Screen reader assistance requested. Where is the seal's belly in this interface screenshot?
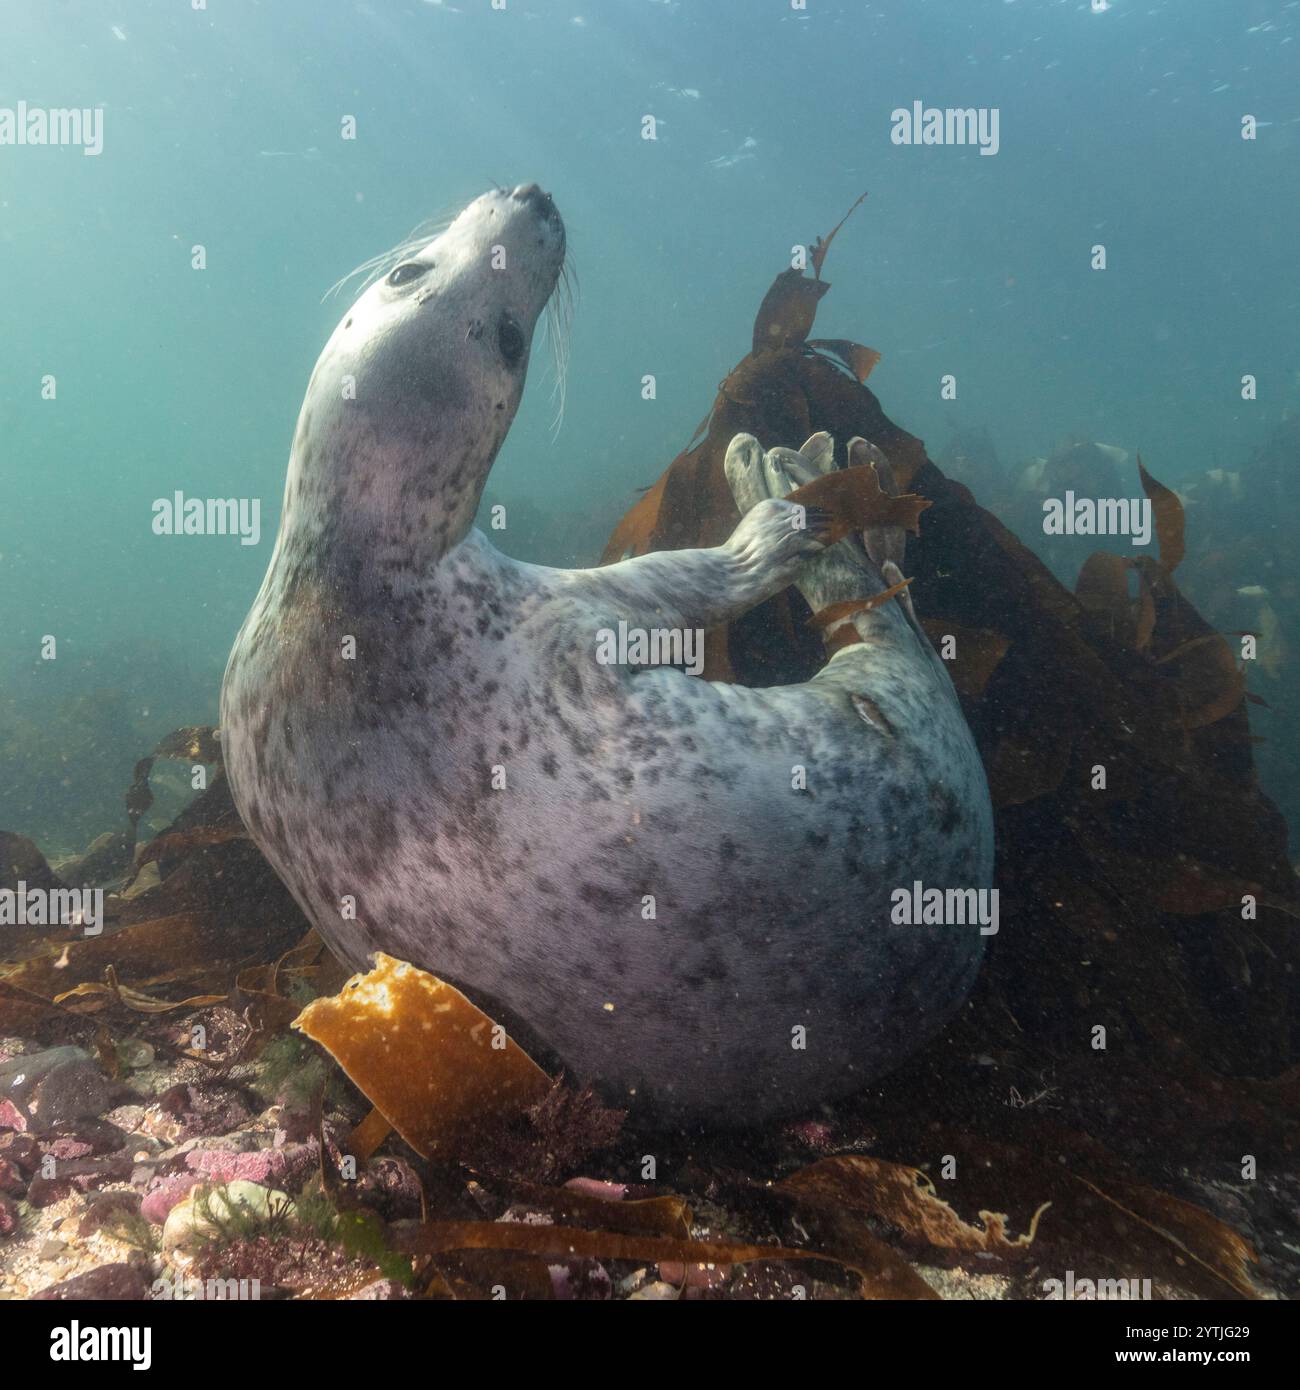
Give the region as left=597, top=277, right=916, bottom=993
left=225, top=632, right=991, bottom=1120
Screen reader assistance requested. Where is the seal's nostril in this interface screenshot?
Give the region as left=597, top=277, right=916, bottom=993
left=512, top=183, right=554, bottom=218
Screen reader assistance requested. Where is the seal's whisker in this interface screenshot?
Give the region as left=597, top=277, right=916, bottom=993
left=322, top=207, right=459, bottom=302
left=542, top=257, right=576, bottom=438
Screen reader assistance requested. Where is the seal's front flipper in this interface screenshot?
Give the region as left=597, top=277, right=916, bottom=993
left=727, top=431, right=894, bottom=638
left=565, top=441, right=829, bottom=633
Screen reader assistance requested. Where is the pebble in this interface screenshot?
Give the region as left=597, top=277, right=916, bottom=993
left=77, top=1191, right=143, bottom=1238
left=27, top=1059, right=120, bottom=1130
left=0, top=1133, right=42, bottom=1174
left=628, top=1280, right=681, bottom=1301
left=162, top=1180, right=297, bottom=1252
left=0, top=1046, right=87, bottom=1101
left=140, top=1172, right=203, bottom=1225
left=27, top=1154, right=134, bottom=1207
left=34, top=1263, right=151, bottom=1301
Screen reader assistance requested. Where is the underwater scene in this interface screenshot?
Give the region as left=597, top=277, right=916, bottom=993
left=1, top=0, right=1297, bottom=1337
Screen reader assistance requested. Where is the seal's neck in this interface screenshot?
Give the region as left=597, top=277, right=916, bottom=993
left=273, top=404, right=495, bottom=600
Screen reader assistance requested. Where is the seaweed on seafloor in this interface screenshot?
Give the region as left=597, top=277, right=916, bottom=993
left=461, top=1077, right=625, bottom=1186
left=768, top=1148, right=1263, bottom=1301
left=100, top=1208, right=162, bottom=1257
left=254, top=1032, right=334, bottom=1110
left=182, top=1181, right=415, bottom=1296
left=287, top=955, right=945, bottom=1298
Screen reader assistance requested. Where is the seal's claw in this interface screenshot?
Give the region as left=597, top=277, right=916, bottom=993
left=723, top=433, right=770, bottom=516
left=726, top=432, right=840, bottom=519
left=798, top=431, right=836, bottom=476
left=764, top=446, right=818, bottom=496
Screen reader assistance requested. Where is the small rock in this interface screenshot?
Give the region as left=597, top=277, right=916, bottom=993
left=162, top=1180, right=297, bottom=1253
left=0, top=1131, right=41, bottom=1173
left=0, top=1192, right=20, bottom=1237
left=34, top=1263, right=151, bottom=1300
left=40, top=1118, right=128, bottom=1160
left=0, top=1099, right=27, bottom=1131
left=629, top=1280, right=680, bottom=1300
left=184, top=1142, right=317, bottom=1190
left=27, top=1153, right=134, bottom=1207
left=38, top=1236, right=69, bottom=1261
left=115, top=1039, right=155, bottom=1071
left=120, top=861, right=161, bottom=899
left=78, top=1190, right=144, bottom=1238
left=140, top=1172, right=203, bottom=1225
left=27, top=1059, right=119, bottom=1129
left=0, top=1046, right=88, bottom=1103
left=104, top=1104, right=146, bottom=1132
left=0, top=1156, right=26, bottom=1197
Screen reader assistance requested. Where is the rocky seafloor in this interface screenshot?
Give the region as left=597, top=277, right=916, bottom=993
left=1, top=762, right=1297, bottom=1303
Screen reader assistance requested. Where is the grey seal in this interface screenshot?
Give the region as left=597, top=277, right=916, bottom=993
left=220, top=184, right=993, bottom=1123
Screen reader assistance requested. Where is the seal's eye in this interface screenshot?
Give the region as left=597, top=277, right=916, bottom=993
left=386, top=262, right=427, bottom=287
left=498, top=314, right=525, bottom=366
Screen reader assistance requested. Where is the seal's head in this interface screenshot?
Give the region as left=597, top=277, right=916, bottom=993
left=285, top=184, right=566, bottom=580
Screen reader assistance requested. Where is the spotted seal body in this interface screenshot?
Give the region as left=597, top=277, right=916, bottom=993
left=221, top=186, right=993, bottom=1123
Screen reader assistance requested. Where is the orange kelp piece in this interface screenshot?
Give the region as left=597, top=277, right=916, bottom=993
left=787, top=464, right=930, bottom=545
left=807, top=339, right=882, bottom=383
left=779, top=1154, right=1049, bottom=1256
left=810, top=189, right=869, bottom=279
left=293, top=953, right=552, bottom=1160
left=1137, top=455, right=1185, bottom=574
left=752, top=269, right=830, bottom=353
left=809, top=579, right=915, bottom=638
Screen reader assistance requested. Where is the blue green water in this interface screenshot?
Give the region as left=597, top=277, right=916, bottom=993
left=1, top=0, right=1297, bottom=849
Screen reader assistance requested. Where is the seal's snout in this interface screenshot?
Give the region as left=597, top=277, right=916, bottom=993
left=511, top=181, right=565, bottom=242
left=511, top=181, right=548, bottom=208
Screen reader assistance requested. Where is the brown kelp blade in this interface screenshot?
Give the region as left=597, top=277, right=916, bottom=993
left=787, top=464, right=930, bottom=545
left=775, top=1144, right=1262, bottom=1300
left=293, top=953, right=552, bottom=1161
left=752, top=269, right=830, bottom=354
left=809, top=579, right=914, bottom=631
left=393, top=1218, right=936, bottom=1301
left=1137, top=454, right=1186, bottom=573
left=810, top=189, right=869, bottom=279
left=807, top=339, right=882, bottom=383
